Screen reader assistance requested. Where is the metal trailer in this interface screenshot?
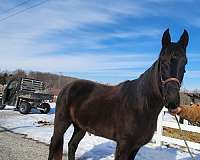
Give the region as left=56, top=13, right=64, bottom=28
left=0, top=77, right=53, bottom=114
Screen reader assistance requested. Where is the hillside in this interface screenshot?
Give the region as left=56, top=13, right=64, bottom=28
left=0, top=70, right=78, bottom=95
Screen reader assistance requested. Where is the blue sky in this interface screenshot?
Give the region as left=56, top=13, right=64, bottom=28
left=0, top=0, right=200, bottom=90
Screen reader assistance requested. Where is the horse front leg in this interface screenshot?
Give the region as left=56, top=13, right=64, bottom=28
left=129, top=148, right=140, bottom=160
left=114, top=141, right=133, bottom=160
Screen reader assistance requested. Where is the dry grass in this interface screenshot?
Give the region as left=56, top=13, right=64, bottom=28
left=163, top=127, right=200, bottom=143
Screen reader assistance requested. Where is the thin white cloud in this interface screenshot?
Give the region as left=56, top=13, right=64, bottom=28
left=0, top=0, right=161, bottom=57
left=0, top=0, right=147, bottom=38
left=0, top=53, right=155, bottom=73
left=185, top=71, right=200, bottom=78
left=187, top=53, right=200, bottom=62
left=191, top=18, right=200, bottom=28
left=101, top=29, right=162, bottom=39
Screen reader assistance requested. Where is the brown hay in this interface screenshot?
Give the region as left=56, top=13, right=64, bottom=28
left=163, top=127, right=200, bottom=143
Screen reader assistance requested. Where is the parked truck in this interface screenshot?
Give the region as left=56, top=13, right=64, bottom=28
left=0, top=77, right=53, bottom=114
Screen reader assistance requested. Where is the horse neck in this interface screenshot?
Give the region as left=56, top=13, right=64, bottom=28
left=139, top=60, right=164, bottom=111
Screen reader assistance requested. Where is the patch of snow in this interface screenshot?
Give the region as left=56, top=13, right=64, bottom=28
left=163, top=112, right=177, bottom=122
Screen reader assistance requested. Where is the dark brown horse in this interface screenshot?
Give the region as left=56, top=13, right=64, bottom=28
left=48, top=29, right=189, bottom=160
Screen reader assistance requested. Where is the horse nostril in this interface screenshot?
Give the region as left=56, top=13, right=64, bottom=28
left=165, top=88, right=179, bottom=107
left=166, top=93, right=180, bottom=108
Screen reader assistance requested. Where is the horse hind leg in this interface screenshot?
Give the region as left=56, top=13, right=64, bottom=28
left=68, top=125, right=86, bottom=160
left=48, top=119, right=71, bottom=160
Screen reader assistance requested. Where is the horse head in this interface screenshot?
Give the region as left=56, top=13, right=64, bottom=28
left=159, top=29, right=189, bottom=110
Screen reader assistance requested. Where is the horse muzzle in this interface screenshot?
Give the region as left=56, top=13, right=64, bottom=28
left=162, top=78, right=181, bottom=109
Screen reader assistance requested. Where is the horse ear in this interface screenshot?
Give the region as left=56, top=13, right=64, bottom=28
left=178, top=29, right=189, bottom=49
left=162, top=28, right=171, bottom=48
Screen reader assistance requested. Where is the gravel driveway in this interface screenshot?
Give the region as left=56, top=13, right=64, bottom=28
left=0, top=109, right=67, bottom=160
left=0, top=127, right=50, bottom=160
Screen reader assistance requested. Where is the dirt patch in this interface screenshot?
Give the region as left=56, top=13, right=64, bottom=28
left=35, top=120, right=53, bottom=127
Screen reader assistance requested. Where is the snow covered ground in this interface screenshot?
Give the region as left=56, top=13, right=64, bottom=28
left=0, top=103, right=200, bottom=160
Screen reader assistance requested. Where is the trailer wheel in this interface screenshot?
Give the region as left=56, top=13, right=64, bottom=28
left=19, top=101, right=31, bottom=114
left=40, top=103, right=50, bottom=114
left=0, top=100, right=5, bottom=110
left=0, top=104, right=5, bottom=110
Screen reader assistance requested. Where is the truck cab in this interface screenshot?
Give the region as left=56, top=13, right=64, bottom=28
left=2, top=77, right=20, bottom=106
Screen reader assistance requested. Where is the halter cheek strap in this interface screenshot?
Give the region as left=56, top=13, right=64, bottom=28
left=161, top=77, right=181, bottom=88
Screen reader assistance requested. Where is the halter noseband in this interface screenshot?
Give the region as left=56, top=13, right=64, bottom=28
left=161, top=77, right=181, bottom=88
